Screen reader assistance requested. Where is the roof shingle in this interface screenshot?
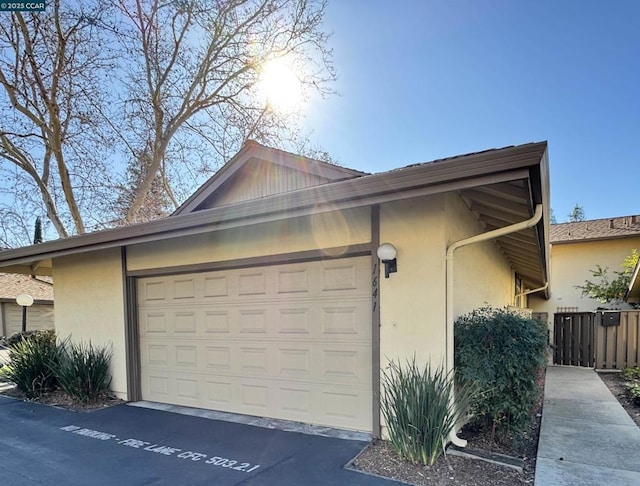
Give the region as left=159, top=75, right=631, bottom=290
left=550, top=215, right=640, bottom=243
left=0, top=273, right=53, bottom=302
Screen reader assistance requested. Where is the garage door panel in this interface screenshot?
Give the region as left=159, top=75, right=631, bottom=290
left=139, top=260, right=370, bottom=306
left=139, top=300, right=371, bottom=340
left=238, top=309, right=267, bottom=333
left=139, top=257, right=372, bottom=432
left=4, top=304, right=55, bottom=336
left=143, top=370, right=372, bottom=430
left=142, top=342, right=371, bottom=391
left=320, top=262, right=359, bottom=291
left=277, top=268, right=309, bottom=294
left=203, top=275, right=229, bottom=297
left=142, top=312, right=168, bottom=333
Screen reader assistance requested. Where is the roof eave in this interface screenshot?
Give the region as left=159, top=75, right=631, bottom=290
left=0, top=142, right=550, bottom=283
left=625, top=261, right=640, bottom=302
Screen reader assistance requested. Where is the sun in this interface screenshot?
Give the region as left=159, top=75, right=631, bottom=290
left=259, top=57, right=302, bottom=113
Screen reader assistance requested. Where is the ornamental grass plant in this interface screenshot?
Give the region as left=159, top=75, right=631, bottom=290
left=2, top=330, right=60, bottom=398
left=380, top=357, right=471, bottom=466
left=55, top=340, right=112, bottom=402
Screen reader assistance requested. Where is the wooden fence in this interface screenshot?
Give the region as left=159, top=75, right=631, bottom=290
left=553, top=310, right=640, bottom=369
left=596, top=310, right=640, bottom=369
left=553, top=312, right=595, bottom=367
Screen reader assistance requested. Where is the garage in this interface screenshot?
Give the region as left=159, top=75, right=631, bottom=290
left=2, top=303, right=55, bottom=337
left=137, top=256, right=373, bottom=432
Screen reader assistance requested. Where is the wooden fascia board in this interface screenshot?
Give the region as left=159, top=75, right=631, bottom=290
left=0, top=167, right=533, bottom=269
left=626, top=261, right=640, bottom=300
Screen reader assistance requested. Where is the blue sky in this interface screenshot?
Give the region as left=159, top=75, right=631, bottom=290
left=302, top=0, right=639, bottom=222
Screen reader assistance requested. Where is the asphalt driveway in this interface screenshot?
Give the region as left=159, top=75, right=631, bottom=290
left=0, top=396, right=399, bottom=485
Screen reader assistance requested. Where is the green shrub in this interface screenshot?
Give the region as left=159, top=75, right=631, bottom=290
left=454, top=307, right=548, bottom=442
left=6, top=329, right=55, bottom=348
left=3, top=330, right=60, bottom=398
left=55, top=340, right=112, bottom=402
left=623, top=367, right=640, bottom=404
left=380, top=357, right=471, bottom=466
left=622, top=367, right=640, bottom=381
left=626, top=382, right=640, bottom=405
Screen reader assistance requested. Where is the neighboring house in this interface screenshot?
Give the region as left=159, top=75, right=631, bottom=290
left=530, top=215, right=640, bottom=316
left=0, top=273, right=54, bottom=337
left=0, top=140, right=550, bottom=436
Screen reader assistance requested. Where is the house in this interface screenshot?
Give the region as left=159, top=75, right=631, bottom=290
left=0, top=273, right=54, bottom=337
left=0, top=140, right=550, bottom=436
left=529, top=215, right=640, bottom=317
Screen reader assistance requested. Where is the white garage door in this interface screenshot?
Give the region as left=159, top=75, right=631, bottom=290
left=3, top=303, right=55, bottom=337
left=137, top=256, right=373, bottom=432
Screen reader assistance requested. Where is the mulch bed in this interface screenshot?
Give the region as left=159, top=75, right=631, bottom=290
left=1, top=386, right=124, bottom=412
left=597, top=371, right=640, bottom=427
left=351, top=369, right=640, bottom=486
left=351, top=371, right=544, bottom=485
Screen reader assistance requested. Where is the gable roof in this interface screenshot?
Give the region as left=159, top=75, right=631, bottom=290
left=173, top=140, right=367, bottom=215
left=0, top=273, right=53, bottom=303
left=550, top=215, right=640, bottom=244
left=0, top=141, right=550, bottom=294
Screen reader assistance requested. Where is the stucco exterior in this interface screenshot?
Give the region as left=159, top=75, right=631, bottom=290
left=445, top=193, right=516, bottom=316
left=379, top=194, right=522, bottom=370
left=127, top=208, right=371, bottom=271
left=51, top=195, right=524, bottom=404
left=530, top=237, right=640, bottom=315
left=52, top=248, right=127, bottom=399
left=379, top=196, right=447, bottom=368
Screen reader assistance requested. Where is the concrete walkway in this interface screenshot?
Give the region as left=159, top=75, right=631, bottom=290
left=535, top=365, right=640, bottom=485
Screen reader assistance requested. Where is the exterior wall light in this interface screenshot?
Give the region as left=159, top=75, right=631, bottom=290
left=377, top=243, right=397, bottom=278
left=16, top=293, right=34, bottom=333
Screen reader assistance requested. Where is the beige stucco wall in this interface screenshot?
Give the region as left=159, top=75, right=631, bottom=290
left=445, top=193, right=515, bottom=316
left=47, top=193, right=529, bottom=413
left=127, top=207, right=371, bottom=270
left=378, top=193, right=519, bottom=370
left=379, top=195, right=447, bottom=368
left=530, top=237, right=640, bottom=316
left=52, top=248, right=127, bottom=399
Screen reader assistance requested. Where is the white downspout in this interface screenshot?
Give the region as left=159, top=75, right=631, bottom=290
left=446, top=204, right=544, bottom=447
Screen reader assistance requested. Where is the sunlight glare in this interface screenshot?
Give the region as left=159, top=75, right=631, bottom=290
left=259, top=57, right=302, bottom=113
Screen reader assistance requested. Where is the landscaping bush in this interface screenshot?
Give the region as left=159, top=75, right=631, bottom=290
left=622, top=367, right=640, bottom=404
left=55, top=340, right=112, bottom=402
left=454, top=307, right=548, bottom=442
left=622, top=366, right=640, bottom=381
left=2, top=330, right=60, bottom=398
left=380, top=357, right=471, bottom=466
left=5, top=329, right=54, bottom=348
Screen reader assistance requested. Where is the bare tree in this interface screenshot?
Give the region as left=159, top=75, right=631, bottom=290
left=0, top=0, right=335, bottom=243
left=0, top=0, right=115, bottom=241
left=111, top=0, right=335, bottom=223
